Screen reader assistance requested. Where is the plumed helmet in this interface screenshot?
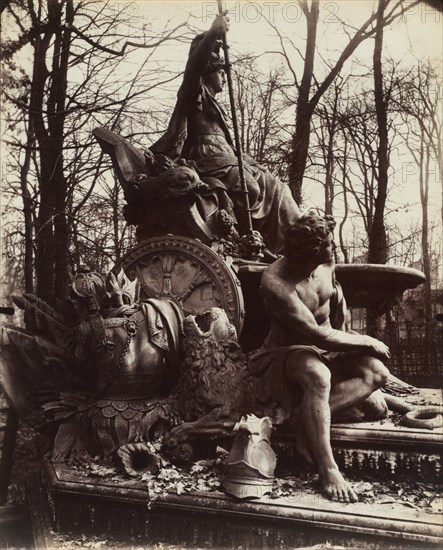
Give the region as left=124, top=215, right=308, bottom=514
left=189, top=32, right=225, bottom=73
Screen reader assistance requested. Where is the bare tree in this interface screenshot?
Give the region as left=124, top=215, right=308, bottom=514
left=393, top=61, right=442, bottom=322
left=368, top=0, right=390, bottom=269
left=267, top=0, right=420, bottom=204
left=2, top=0, right=190, bottom=302
left=311, top=76, right=350, bottom=216
left=232, top=56, right=292, bottom=178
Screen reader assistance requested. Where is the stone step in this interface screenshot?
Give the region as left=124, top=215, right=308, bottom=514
left=275, top=389, right=442, bottom=484
left=36, top=461, right=442, bottom=549
left=274, top=421, right=442, bottom=483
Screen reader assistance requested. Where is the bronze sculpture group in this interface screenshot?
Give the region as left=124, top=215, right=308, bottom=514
left=1, top=12, right=398, bottom=505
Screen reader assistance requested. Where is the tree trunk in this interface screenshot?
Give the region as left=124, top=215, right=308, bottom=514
left=368, top=0, right=389, bottom=265
left=288, top=0, right=319, bottom=205
left=112, top=180, right=122, bottom=264
left=421, top=143, right=432, bottom=314
left=20, top=125, right=35, bottom=293
left=367, top=0, right=389, bottom=337
left=323, top=90, right=339, bottom=216
left=421, top=142, right=432, bottom=369
left=287, top=0, right=407, bottom=205
left=32, top=0, right=72, bottom=303
left=338, top=138, right=350, bottom=263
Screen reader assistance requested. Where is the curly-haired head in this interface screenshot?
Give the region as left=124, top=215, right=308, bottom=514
left=283, top=211, right=336, bottom=264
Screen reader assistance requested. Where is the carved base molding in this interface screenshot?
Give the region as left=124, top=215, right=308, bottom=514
left=274, top=422, right=442, bottom=483
left=28, top=460, right=442, bottom=549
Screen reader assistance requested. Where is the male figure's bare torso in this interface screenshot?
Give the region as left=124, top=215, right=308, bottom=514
left=261, top=257, right=337, bottom=347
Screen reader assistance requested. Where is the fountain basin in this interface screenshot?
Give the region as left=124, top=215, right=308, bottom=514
left=237, top=262, right=425, bottom=350
left=334, top=264, right=425, bottom=311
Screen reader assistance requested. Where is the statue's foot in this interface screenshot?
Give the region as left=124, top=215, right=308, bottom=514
left=320, top=468, right=358, bottom=503
left=295, top=422, right=315, bottom=466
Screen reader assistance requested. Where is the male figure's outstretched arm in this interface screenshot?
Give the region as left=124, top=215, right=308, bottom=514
left=262, top=271, right=390, bottom=360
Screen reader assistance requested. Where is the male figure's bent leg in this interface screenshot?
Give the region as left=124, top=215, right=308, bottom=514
left=285, top=351, right=358, bottom=503
left=328, top=354, right=389, bottom=417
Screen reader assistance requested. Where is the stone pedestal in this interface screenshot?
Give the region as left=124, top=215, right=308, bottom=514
left=275, top=419, right=442, bottom=484
left=27, top=459, right=442, bottom=549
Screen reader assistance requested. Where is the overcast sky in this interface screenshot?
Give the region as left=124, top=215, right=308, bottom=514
left=128, top=1, right=442, bottom=253
left=131, top=0, right=442, bottom=66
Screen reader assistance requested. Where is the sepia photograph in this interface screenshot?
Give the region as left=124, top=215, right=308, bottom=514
left=0, top=0, right=442, bottom=548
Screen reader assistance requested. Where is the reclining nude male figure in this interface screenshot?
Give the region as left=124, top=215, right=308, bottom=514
left=249, top=212, right=390, bottom=502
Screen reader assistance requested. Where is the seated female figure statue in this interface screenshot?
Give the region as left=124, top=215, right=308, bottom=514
left=151, top=13, right=300, bottom=253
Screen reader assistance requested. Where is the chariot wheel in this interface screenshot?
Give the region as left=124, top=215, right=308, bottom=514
left=113, top=235, right=245, bottom=333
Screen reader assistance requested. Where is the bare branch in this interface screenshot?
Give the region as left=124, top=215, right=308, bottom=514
left=66, top=21, right=188, bottom=56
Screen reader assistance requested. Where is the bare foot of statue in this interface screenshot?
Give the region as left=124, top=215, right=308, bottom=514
left=320, top=468, right=358, bottom=503
left=295, top=421, right=315, bottom=466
